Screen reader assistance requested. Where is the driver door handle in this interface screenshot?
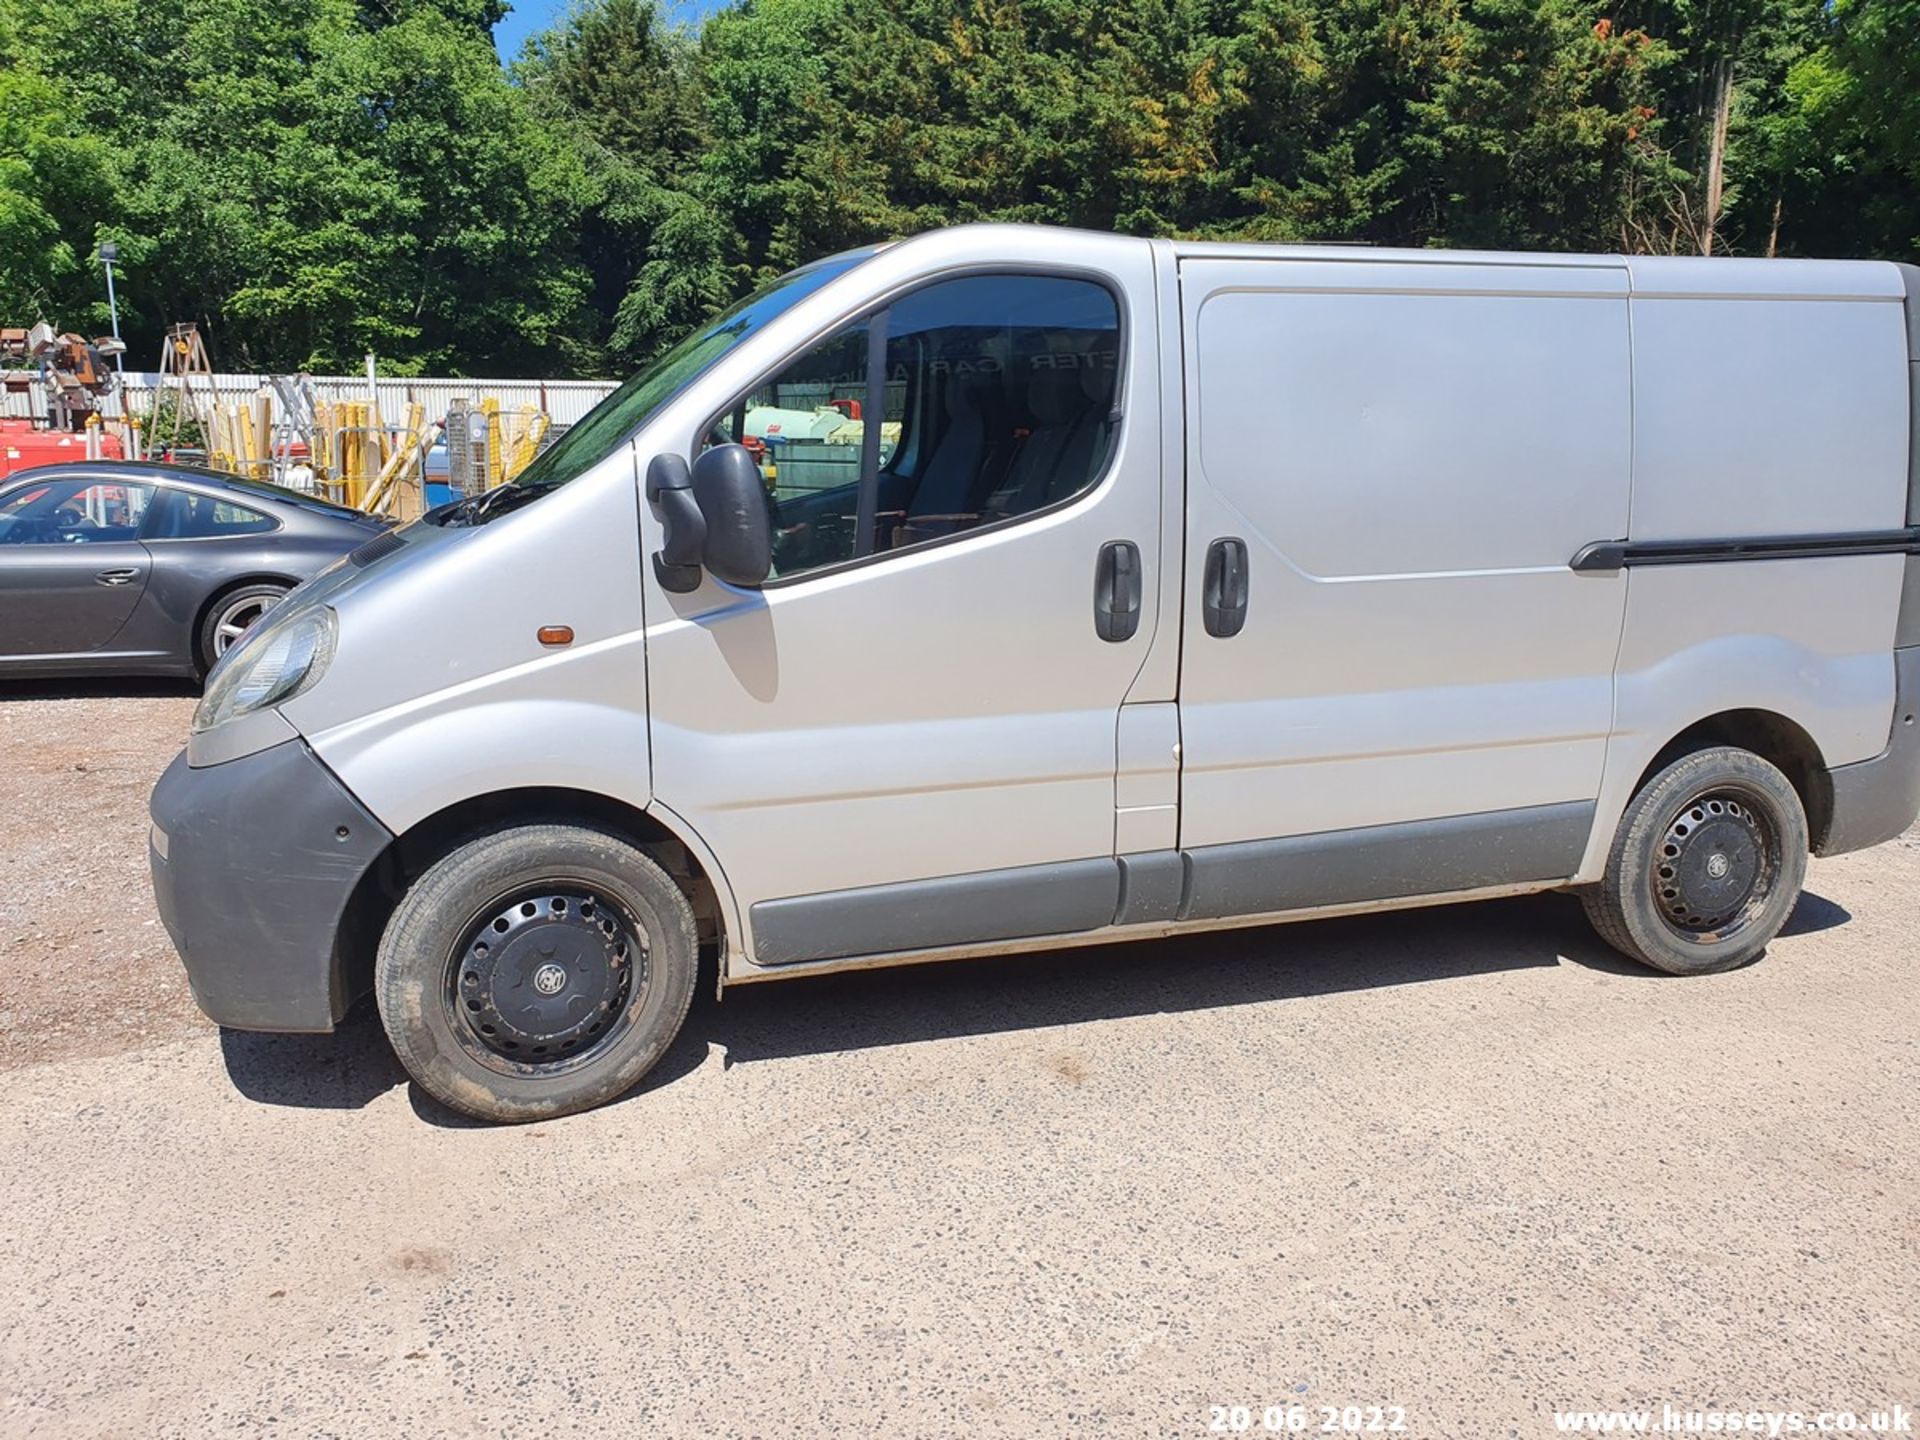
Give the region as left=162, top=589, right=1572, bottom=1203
left=95, top=568, right=141, bottom=587
left=1094, top=540, right=1141, bottom=642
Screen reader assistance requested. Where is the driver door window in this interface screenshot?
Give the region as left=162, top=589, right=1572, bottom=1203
left=703, top=273, right=1121, bottom=581
left=0, top=480, right=158, bottom=545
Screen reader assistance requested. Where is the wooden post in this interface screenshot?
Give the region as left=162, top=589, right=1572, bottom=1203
left=1701, top=58, right=1734, bottom=257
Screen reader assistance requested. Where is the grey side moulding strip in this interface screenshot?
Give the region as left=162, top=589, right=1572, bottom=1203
left=749, top=856, right=1122, bottom=967
left=749, top=801, right=1597, bottom=967
left=1115, top=851, right=1185, bottom=925
left=1177, top=800, right=1596, bottom=923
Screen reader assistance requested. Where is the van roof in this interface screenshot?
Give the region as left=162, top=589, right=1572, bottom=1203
left=884, top=222, right=1906, bottom=303
left=1169, top=240, right=1906, bottom=301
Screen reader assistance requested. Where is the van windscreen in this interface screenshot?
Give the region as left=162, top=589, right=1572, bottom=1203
left=487, top=253, right=874, bottom=506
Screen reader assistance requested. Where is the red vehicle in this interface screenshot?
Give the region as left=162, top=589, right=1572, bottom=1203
left=0, top=420, right=126, bottom=481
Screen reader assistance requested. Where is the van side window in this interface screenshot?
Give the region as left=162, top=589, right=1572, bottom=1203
left=703, top=273, right=1121, bottom=581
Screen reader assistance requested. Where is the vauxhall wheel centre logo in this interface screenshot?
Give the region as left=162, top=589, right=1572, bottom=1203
left=533, top=963, right=568, bottom=996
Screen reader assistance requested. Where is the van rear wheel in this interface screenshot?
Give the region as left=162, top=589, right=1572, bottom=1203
left=1582, top=746, right=1807, bottom=976
left=375, top=824, right=697, bottom=1123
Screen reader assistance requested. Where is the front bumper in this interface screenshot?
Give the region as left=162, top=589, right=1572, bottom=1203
left=1818, top=645, right=1920, bottom=857
left=150, top=739, right=393, bottom=1032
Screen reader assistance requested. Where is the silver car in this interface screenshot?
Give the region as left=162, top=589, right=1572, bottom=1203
left=150, top=227, right=1920, bottom=1122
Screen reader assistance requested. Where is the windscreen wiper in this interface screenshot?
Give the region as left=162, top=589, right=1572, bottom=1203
left=429, top=479, right=563, bottom=528
left=470, top=479, right=563, bottom=522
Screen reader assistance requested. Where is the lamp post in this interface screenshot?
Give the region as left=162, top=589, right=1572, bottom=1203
left=96, top=241, right=124, bottom=375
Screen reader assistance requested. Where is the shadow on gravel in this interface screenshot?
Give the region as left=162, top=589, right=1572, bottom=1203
left=1778, top=889, right=1852, bottom=937
left=218, top=886, right=1854, bottom=1120
left=700, top=891, right=1631, bottom=1069
left=219, top=1006, right=406, bottom=1110
left=0, top=677, right=200, bottom=700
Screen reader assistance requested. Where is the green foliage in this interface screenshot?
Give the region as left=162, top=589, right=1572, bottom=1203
left=0, top=60, right=115, bottom=324
left=515, top=0, right=721, bottom=365
left=1806, top=0, right=1920, bottom=256
left=3, top=0, right=588, bottom=373
left=1, top=0, right=1914, bottom=378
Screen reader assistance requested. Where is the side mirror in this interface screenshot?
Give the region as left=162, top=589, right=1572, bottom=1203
left=691, top=444, right=773, bottom=587
left=647, top=444, right=773, bottom=592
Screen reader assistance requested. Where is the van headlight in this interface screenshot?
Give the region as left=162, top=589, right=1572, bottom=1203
left=193, top=605, right=337, bottom=733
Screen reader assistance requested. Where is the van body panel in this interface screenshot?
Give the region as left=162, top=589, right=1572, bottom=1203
left=1821, top=644, right=1920, bottom=855
left=1626, top=293, right=1909, bottom=540
left=1568, top=266, right=1914, bottom=880
left=1573, top=556, right=1907, bottom=880
left=1623, top=254, right=1907, bottom=301
left=1901, top=262, right=1920, bottom=529
left=1114, top=700, right=1179, bottom=852
left=292, top=469, right=655, bottom=835
left=1174, top=258, right=1631, bottom=853
left=1124, top=236, right=1186, bottom=708
left=722, top=879, right=1567, bottom=985
left=628, top=229, right=1165, bottom=971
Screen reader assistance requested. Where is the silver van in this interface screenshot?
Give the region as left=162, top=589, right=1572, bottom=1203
left=149, top=226, right=1920, bottom=1121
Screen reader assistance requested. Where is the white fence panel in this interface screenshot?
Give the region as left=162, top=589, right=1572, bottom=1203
left=4, top=371, right=618, bottom=430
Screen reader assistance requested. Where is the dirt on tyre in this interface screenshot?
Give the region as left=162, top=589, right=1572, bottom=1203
left=1582, top=745, right=1808, bottom=976
left=375, top=824, right=697, bottom=1123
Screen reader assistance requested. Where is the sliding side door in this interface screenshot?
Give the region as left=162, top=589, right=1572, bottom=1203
left=1173, top=256, right=1632, bottom=917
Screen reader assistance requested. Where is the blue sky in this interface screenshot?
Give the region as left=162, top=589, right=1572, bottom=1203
left=493, top=0, right=728, bottom=62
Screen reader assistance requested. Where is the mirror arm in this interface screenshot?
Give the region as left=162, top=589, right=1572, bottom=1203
left=646, top=452, right=705, bottom=594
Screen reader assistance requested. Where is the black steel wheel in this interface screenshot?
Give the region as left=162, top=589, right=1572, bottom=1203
left=1583, top=746, right=1808, bottom=976
left=376, top=824, right=697, bottom=1122
left=1648, top=786, right=1780, bottom=944
left=448, top=887, right=646, bottom=1075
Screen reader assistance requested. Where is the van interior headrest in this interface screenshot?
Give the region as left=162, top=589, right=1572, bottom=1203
left=1026, top=367, right=1085, bottom=426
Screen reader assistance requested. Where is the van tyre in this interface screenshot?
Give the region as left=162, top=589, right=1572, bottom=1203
left=375, top=824, right=697, bottom=1123
left=1582, top=746, right=1808, bottom=976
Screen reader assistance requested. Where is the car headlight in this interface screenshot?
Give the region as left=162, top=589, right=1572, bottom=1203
left=192, top=604, right=337, bottom=733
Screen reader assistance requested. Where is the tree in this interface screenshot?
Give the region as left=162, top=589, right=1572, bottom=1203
left=0, top=62, right=116, bottom=325
left=7, top=0, right=1918, bottom=379
left=516, top=0, right=724, bottom=366
left=4, top=0, right=591, bottom=373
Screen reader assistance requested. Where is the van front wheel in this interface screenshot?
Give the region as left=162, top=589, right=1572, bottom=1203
left=1582, top=746, right=1808, bottom=976
left=375, top=824, right=697, bottom=1123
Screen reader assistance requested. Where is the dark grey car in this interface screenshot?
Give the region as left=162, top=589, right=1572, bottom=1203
left=0, top=461, right=387, bottom=679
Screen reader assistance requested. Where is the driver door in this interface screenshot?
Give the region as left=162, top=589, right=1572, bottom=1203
left=0, top=476, right=157, bottom=660
left=642, top=247, right=1165, bottom=969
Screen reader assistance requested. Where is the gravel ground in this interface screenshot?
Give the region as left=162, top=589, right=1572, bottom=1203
left=0, top=683, right=202, bottom=1069
left=1, top=690, right=1916, bottom=1439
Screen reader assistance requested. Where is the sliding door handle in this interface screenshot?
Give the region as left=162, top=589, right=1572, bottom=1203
left=1094, top=540, right=1141, bottom=642
left=1202, top=537, right=1248, bottom=638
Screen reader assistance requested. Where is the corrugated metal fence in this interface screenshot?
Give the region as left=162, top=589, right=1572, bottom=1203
left=3, top=372, right=619, bottom=428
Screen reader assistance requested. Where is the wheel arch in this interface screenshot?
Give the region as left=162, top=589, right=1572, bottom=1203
left=190, top=572, right=304, bottom=667
left=335, top=786, right=736, bottom=1013
left=1631, top=708, right=1834, bottom=851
